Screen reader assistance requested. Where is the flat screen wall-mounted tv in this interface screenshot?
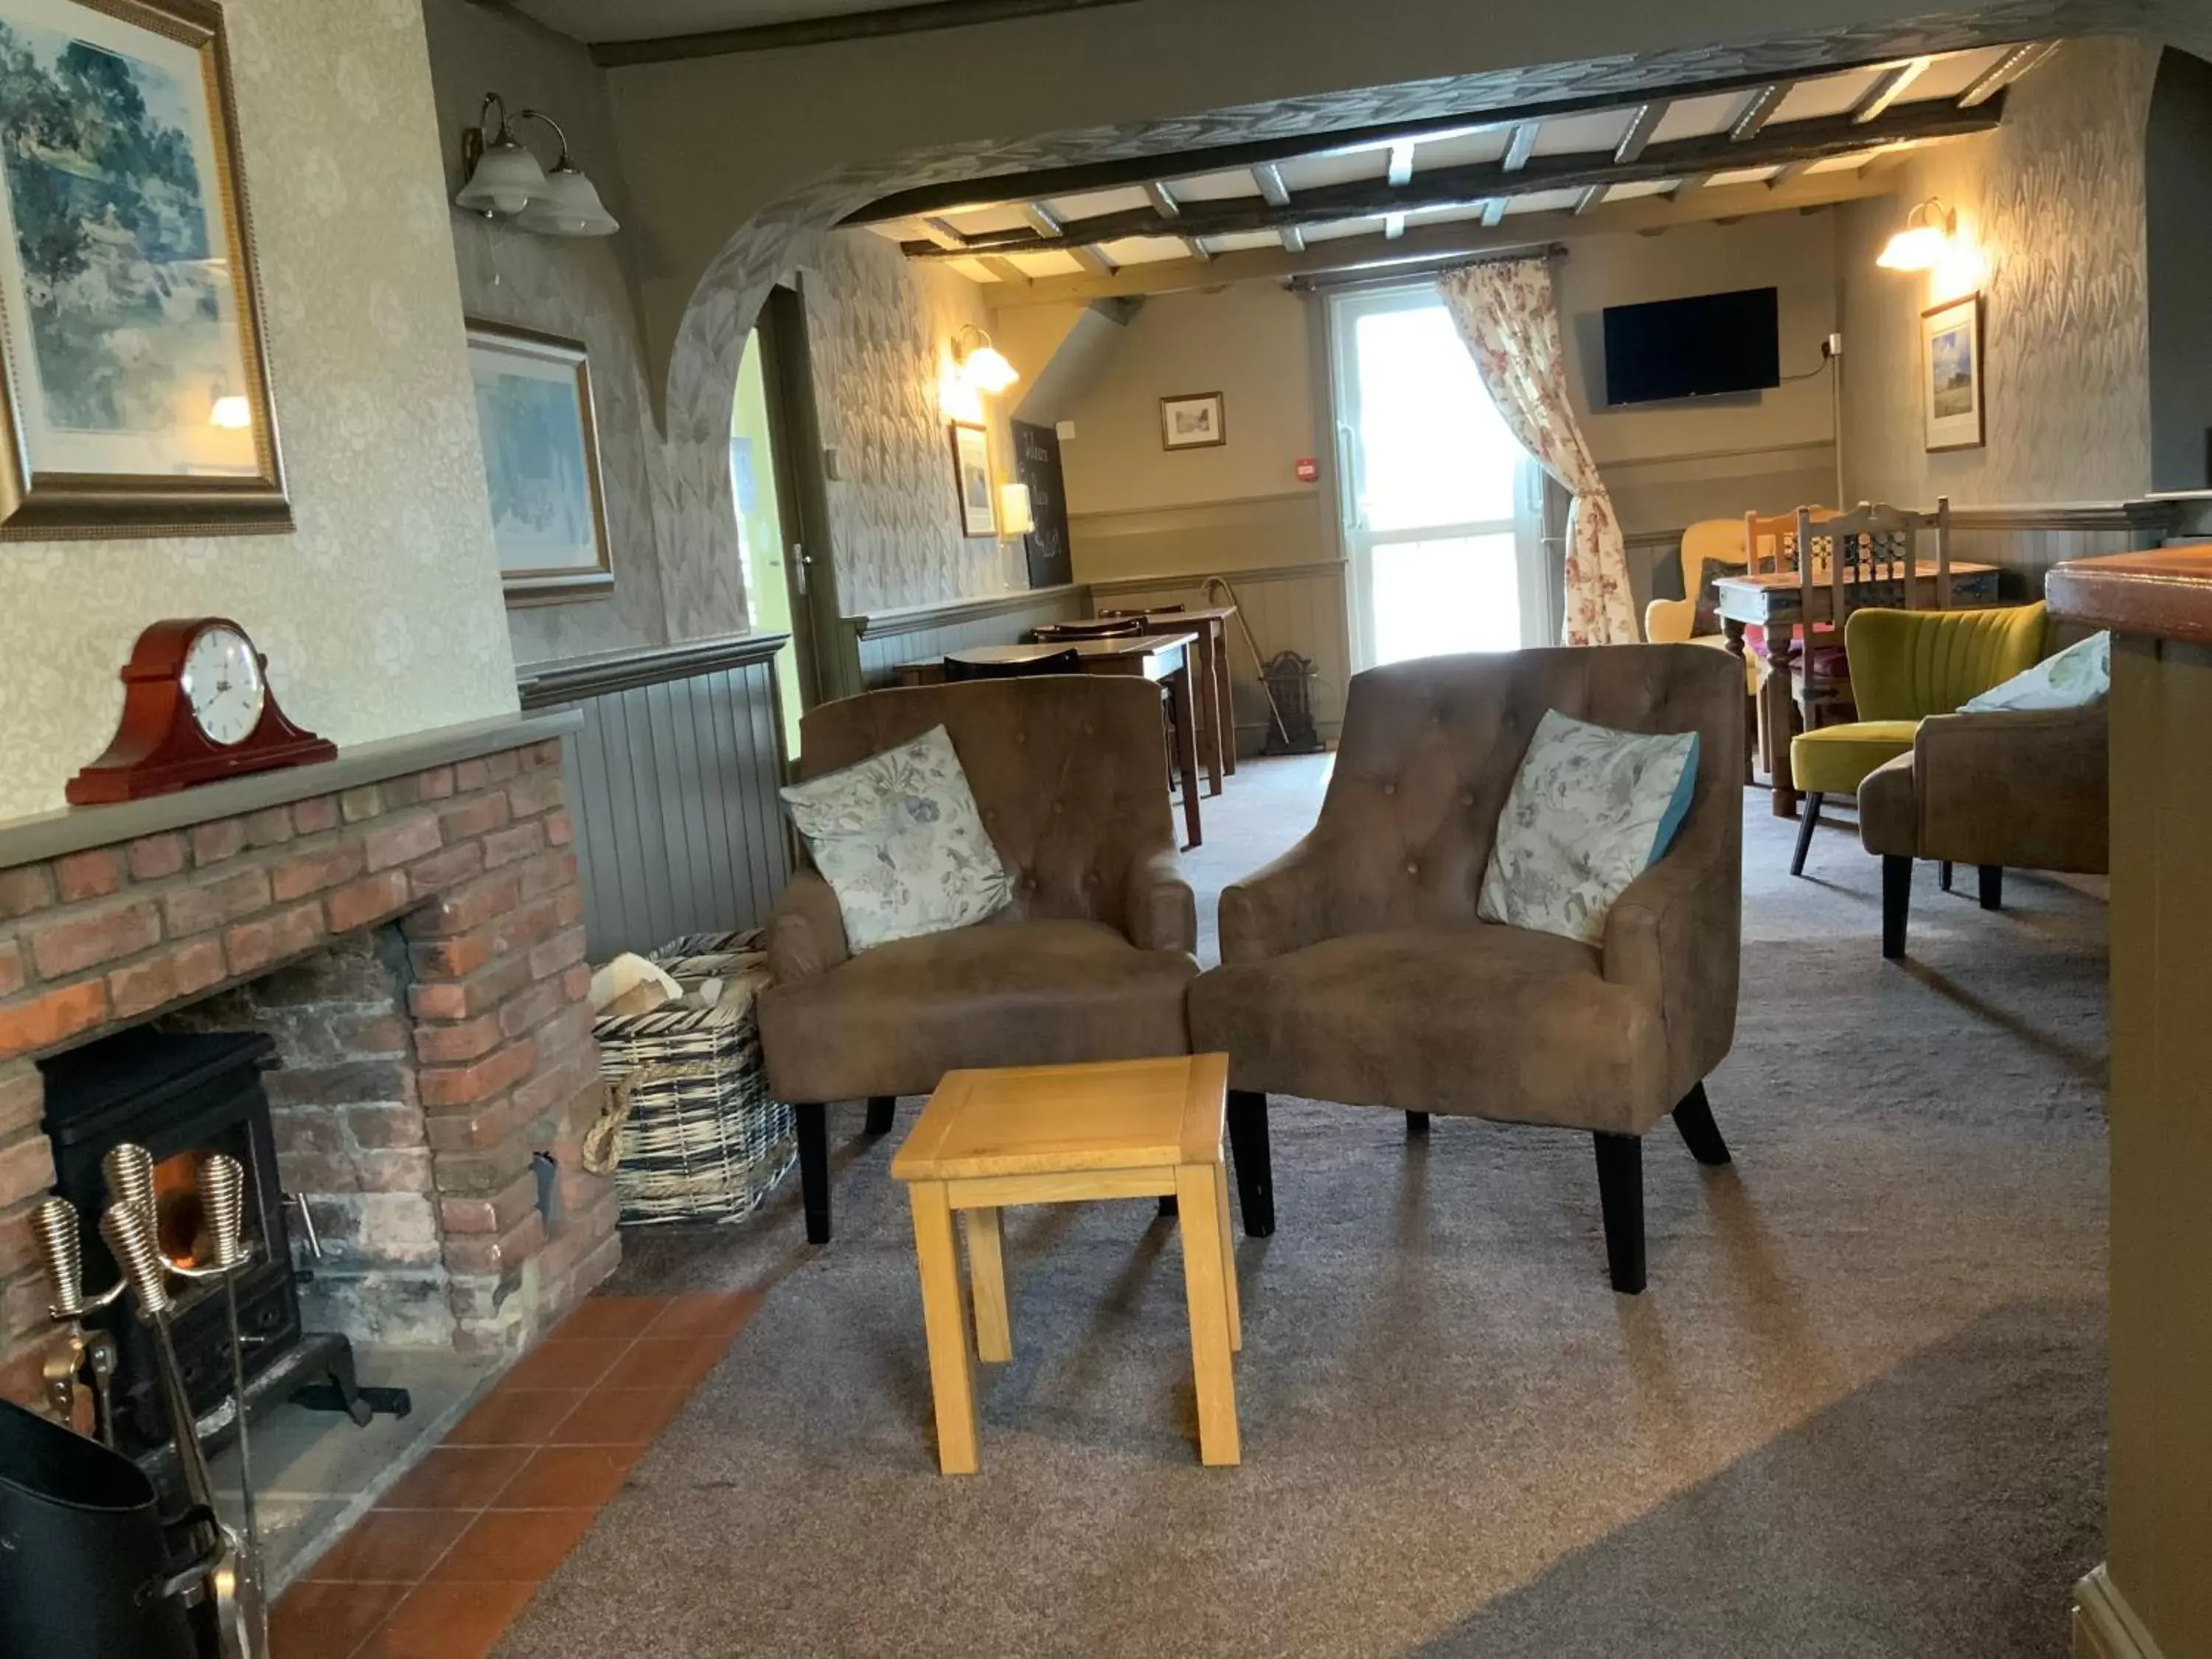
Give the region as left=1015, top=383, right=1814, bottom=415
left=1601, top=286, right=1781, bottom=406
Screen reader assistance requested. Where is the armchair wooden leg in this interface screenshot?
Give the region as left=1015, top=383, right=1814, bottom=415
left=1593, top=1133, right=1646, bottom=1295
left=1939, top=860, right=1954, bottom=893
left=865, top=1095, right=897, bottom=1135
left=1671, top=1082, right=1731, bottom=1166
left=1225, top=1090, right=1275, bottom=1238
left=1158, top=1195, right=1179, bottom=1218
left=1979, top=864, right=2003, bottom=911
left=1882, top=855, right=1913, bottom=961
left=1405, top=1111, right=1430, bottom=1137
left=796, top=1102, right=831, bottom=1245
left=1790, top=792, right=1823, bottom=877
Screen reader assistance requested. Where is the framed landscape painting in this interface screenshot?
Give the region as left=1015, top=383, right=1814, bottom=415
left=1921, top=293, right=1985, bottom=453
left=0, top=0, right=288, bottom=537
left=1159, top=391, right=1225, bottom=451
left=950, top=420, right=995, bottom=538
left=466, top=320, right=613, bottom=604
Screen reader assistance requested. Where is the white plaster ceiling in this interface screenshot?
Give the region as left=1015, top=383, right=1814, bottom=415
left=507, top=0, right=919, bottom=44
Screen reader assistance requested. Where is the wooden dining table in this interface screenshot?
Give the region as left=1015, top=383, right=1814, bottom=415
left=900, top=632, right=1206, bottom=849
left=1101, top=605, right=1238, bottom=796
left=1714, top=560, right=2003, bottom=816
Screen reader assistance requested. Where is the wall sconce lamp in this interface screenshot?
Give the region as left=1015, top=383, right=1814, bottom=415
left=1876, top=196, right=1957, bottom=271
left=455, top=93, right=619, bottom=237
left=953, top=324, right=1019, bottom=395
left=998, top=482, right=1035, bottom=536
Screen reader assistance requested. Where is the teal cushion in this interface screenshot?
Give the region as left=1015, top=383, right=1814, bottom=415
left=1648, top=733, right=1701, bottom=866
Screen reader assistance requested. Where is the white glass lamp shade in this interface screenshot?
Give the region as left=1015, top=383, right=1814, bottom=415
left=1876, top=199, right=1955, bottom=271
left=518, top=164, right=619, bottom=237
left=961, top=343, right=1019, bottom=395
left=998, top=482, right=1035, bottom=535
left=209, top=394, right=251, bottom=430
left=456, top=138, right=547, bottom=217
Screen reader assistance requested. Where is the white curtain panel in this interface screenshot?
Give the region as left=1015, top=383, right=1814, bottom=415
left=1438, top=259, right=1638, bottom=646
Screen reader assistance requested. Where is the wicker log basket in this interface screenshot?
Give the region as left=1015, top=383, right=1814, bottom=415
left=586, top=930, right=796, bottom=1226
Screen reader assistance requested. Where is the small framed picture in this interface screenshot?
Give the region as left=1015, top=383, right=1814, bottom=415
left=950, top=421, right=995, bottom=538
left=1921, top=293, right=1984, bottom=453
left=1159, top=392, right=1226, bottom=451
left=467, top=321, right=613, bottom=604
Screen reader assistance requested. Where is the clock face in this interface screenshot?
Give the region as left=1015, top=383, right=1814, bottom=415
left=179, top=625, right=266, bottom=747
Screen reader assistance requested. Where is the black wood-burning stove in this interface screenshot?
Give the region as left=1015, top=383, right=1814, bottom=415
left=40, top=1028, right=389, bottom=1483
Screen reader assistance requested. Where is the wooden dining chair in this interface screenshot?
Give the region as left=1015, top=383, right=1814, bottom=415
left=942, top=648, right=1082, bottom=682
left=1033, top=618, right=1141, bottom=641
left=1790, top=499, right=1955, bottom=739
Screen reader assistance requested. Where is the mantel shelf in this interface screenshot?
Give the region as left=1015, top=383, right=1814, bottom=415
left=0, top=712, right=581, bottom=871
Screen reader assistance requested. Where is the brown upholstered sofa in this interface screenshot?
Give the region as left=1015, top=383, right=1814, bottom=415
left=1188, top=645, right=1744, bottom=1293
left=1857, top=701, right=2108, bottom=959
left=758, top=677, right=1199, bottom=1242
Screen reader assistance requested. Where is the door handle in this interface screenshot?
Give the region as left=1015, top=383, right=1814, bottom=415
left=790, top=542, right=808, bottom=595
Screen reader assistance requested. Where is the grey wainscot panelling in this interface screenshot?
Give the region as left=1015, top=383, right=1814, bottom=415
left=1086, top=563, right=1352, bottom=751
left=518, top=635, right=793, bottom=959
left=845, top=585, right=1091, bottom=688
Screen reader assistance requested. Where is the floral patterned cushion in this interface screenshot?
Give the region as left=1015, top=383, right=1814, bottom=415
left=1476, top=709, right=1700, bottom=945
left=1959, top=631, right=2110, bottom=713
left=779, top=725, right=1012, bottom=953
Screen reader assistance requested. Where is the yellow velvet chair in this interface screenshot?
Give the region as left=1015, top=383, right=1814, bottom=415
left=1644, top=519, right=1750, bottom=646
left=1787, top=601, right=2050, bottom=875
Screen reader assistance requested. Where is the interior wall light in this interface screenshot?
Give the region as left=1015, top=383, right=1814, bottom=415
left=953, top=324, right=1019, bottom=395
left=1876, top=196, right=1956, bottom=271
left=209, top=394, right=251, bottom=430
left=455, top=92, right=619, bottom=237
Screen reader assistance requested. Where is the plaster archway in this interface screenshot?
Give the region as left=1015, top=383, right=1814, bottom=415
left=655, top=0, right=2206, bottom=635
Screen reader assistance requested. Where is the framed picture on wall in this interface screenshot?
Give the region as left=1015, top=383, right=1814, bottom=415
left=950, top=420, right=996, bottom=538
left=0, top=0, right=289, bottom=538
left=1160, top=392, right=1226, bottom=451
left=1920, top=293, right=1985, bottom=453
left=466, top=320, right=613, bottom=604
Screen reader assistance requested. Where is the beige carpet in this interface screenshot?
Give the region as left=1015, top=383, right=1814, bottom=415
left=500, top=760, right=2108, bottom=1658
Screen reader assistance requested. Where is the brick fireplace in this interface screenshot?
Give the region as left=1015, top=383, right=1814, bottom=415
left=0, top=721, right=619, bottom=1408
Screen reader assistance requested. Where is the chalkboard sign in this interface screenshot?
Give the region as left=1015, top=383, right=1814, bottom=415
left=1011, top=420, right=1072, bottom=589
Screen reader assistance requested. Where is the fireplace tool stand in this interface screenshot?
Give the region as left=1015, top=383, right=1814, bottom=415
left=35, top=1144, right=270, bottom=1659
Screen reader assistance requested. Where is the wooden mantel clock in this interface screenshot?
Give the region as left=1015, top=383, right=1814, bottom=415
left=67, top=618, right=336, bottom=805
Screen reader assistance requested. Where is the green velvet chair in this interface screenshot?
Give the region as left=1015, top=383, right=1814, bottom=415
left=1787, top=602, right=2050, bottom=875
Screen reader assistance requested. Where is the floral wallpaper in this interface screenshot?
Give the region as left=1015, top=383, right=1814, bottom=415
left=0, top=0, right=518, bottom=823
left=802, top=231, right=1024, bottom=614
left=1839, top=37, right=2161, bottom=507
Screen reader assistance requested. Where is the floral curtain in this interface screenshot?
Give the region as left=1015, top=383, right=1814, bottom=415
left=1437, top=258, right=1638, bottom=646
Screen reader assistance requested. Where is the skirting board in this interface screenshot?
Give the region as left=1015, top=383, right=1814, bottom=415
left=2073, top=1565, right=2166, bottom=1659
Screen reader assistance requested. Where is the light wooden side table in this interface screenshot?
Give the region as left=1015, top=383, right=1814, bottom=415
left=889, top=1054, right=1242, bottom=1473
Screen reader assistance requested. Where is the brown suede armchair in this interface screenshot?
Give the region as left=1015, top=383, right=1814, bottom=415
left=1857, top=700, right=2108, bottom=959
left=758, top=677, right=1199, bottom=1242
left=1188, top=645, right=1744, bottom=1293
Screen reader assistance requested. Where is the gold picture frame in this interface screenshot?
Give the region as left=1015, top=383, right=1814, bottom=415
left=1159, top=391, right=1226, bottom=451
left=465, top=320, right=614, bottom=605
left=1921, top=293, right=1986, bottom=454
left=0, top=0, right=288, bottom=538
left=950, top=420, right=995, bottom=538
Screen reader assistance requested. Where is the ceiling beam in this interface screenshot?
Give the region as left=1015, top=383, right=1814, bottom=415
left=1767, top=160, right=1813, bottom=189
left=1958, top=40, right=2058, bottom=107
left=1388, top=142, right=1417, bottom=187
left=1145, top=181, right=1182, bottom=218
left=1020, top=202, right=1065, bottom=237
left=902, top=94, right=2003, bottom=259
left=982, top=167, right=1896, bottom=310
left=1730, top=82, right=1792, bottom=142
left=919, top=217, right=968, bottom=249
left=1251, top=162, right=1291, bottom=207
left=1385, top=211, right=1408, bottom=240
left=1279, top=224, right=1307, bottom=254
left=1186, top=236, right=1212, bottom=262
left=1852, top=57, right=1932, bottom=122
left=589, top=0, right=1141, bottom=66
left=847, top=50, right=1941, bottom=226
left=979, top=256, right=1031, bottom=286
left=1615, top=102, right=1668, bottom=164
left=1501, top=122, right=1540, bottom=171
left=1574, top=184, right=1609, bottom=215
left=1070, top=245, right=1118, bottom=275
left=1481, top=198, right=1507, bottom=227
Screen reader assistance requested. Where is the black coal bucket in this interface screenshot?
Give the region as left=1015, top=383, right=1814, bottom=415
left=0, top=1394, right=198, bottom=1659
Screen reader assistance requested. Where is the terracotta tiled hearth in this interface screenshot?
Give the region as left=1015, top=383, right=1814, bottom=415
left=0, top=725, right=622, bottom=1405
